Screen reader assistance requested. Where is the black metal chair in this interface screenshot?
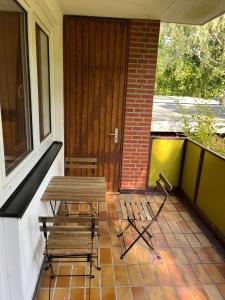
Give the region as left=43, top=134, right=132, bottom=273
left=117, top=173, right=173, bottom=259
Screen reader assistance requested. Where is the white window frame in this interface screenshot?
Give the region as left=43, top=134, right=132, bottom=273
left=0, top=0, right=56, bottom=208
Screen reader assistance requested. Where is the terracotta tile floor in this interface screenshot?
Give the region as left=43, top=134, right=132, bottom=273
left=35, top=194, right=225, bottom=300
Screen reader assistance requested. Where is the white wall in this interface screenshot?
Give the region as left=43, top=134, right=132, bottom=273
left=0, top=0, right=64, bottom=299
left=18, top=152, right=63, bottom=300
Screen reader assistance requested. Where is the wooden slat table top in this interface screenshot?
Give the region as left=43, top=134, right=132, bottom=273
left=52, top=176, right=105, bottom=183
left=119, top=198, right=152, bottom=221
left=42, top=176, right=106, bottom=203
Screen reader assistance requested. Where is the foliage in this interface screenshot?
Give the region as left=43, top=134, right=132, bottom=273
left=156, top=15, right=225, bottom=101
left=176, top=100, right=225, bottom=156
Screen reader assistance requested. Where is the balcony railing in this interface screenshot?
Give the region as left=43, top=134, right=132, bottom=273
left=148, top=135, right=225, bottom=247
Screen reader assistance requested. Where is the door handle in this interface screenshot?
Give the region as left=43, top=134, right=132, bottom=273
left=109, top=128, right=118, bottom=143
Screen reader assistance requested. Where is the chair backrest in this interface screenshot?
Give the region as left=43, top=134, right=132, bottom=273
left=65, top=157, right=97, bottom=170
left=39, top=216, right=97, bottom=238
left=153, top=173, right=173, bottom=219
left=156, top=172, right=173, bottom=198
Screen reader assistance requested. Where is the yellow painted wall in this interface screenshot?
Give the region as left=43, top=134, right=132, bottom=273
left=181, top=141, right=201, bottom=202
left=148, top=139, right=184, bottom=187
left=197, top=152, right=225, bottom=235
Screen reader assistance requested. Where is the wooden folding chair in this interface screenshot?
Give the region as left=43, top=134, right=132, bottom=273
left=117, top=173, right=173, bottom=259
left=65, top=157, right=97, bottom=174
left=39, top=216, right=100, bottom=300
left=64, top=157, right=99, bottom=216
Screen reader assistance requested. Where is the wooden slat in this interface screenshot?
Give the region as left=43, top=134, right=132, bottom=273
left=65, top=164, right=97, bottom=169
left=47, top=241, right=97, bottom=249
left=120, top=200, right=128, bottom=219
left=45, top=184, right=105, bottom=190
left=114, top=22, right=128, bottom=190
left=130, top=200, right=141, bottom=221
left=43, top=193, right=105, bottom=199
left=104, top=21, right=115, bottom=191
left=52, top=176, right=105, bottom=181
left=49, top=232, right=94, bottom=238
left=146, top=201, right=155, bottom=218
left=47, top=243, right=97, bottom=249
left=81, top=20, right=89, bottom=177
left=45, top=249, right=98, bottom=256
left=124, top=201, right=134, bottom=220
left=98, top=21, right=107, bottom=179
left=48, top=237, right=96, bottom=243
left=65, top=157, right=97, bottom=163
left=40, top=226, right=98, bottom=232
left=53, top=175, right=102, bottom=179
left=44, top=189, right=105, bottom=195
left=47, top=184, right=105, bottom=190
left=42, top=198, right=105, bottom=203
left=39, top=216, right=96, bottom=223
left=135, top=200, right=146, bottom=221
left=141, top=200, right=152, bottom=221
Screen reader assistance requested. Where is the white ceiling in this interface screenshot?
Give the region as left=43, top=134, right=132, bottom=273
left=56, top=0, right=225, bottom=25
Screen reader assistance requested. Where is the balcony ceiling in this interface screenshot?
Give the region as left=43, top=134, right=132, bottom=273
left=57, top=0, right=225, bottom=25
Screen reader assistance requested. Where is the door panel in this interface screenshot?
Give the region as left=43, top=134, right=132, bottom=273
left=64, top=17, right=128, bottom=191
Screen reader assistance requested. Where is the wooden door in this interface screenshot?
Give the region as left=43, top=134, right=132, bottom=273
left=64, top=17, right=128, bottom=192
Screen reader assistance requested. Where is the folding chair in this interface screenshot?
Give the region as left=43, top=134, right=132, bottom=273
left=117, top=173, right=173, bottom=259
left=64, top=157, right=99, bottom=216
left=65, top=157, right=97, bottom=175
left=39, top=216, right=100, bottom=300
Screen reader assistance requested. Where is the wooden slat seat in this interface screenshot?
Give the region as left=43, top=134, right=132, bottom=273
left=44, top=249, right=98, bottom=256
left=120, top=198, right=153, bottom=221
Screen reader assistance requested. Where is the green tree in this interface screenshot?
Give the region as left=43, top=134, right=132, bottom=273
left=156, top=15, right=225, bottom=100
left=176, top=100, right=225, bottom=156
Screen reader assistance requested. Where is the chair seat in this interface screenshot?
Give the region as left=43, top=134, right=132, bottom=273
left=120, top=199, right=153, bottom=221
left=39, top=216, right=99, bottom=259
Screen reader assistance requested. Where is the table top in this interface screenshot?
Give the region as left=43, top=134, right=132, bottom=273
left=42, top=176, right=106, bottom=202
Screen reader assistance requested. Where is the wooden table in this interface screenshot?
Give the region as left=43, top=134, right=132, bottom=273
left=42, top=176, right=106, bottom=216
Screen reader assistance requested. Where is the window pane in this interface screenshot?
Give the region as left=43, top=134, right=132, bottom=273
left=36, top=24, right=51, bottom=141
left=0, top=0, right=32, bottom=174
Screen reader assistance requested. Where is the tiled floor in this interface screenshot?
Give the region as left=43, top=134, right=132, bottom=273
left=35, top=193, right=225, bottom=300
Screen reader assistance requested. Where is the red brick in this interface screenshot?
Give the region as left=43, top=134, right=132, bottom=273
left=121, top=20, right=159, bottom=190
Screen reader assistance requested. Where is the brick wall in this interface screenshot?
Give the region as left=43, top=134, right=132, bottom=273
left=121, top=20, right=160, bottom=190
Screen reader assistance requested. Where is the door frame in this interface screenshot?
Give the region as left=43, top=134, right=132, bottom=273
left=118, top=20, right=130, bottom=192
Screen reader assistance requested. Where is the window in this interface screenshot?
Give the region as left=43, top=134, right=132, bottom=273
left=0, top=0, right=32, bottom=175
left=36, top=24, right=51, bottom=141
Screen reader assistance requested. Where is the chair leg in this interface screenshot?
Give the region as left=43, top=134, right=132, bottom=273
left=95, top=233, right=101, bottom=270
left=88, top=255, right=95, bottom=300
left=117, top=221, right=132, bottom=237
left=50, top=201, right=56, bottom=217
left=120, top=220, right=160, bottom=259
left=45, top=256, right=54, bottom=300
